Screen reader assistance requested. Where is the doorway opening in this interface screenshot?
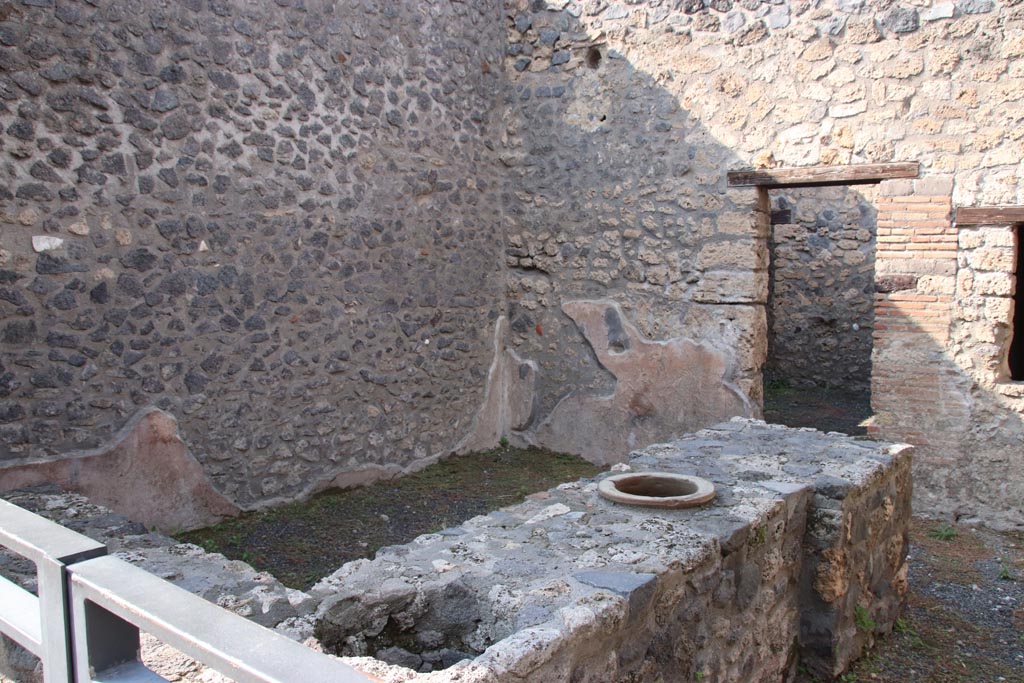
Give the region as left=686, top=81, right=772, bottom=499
left=727, top=162, right=920, bottom=435
left=763, top=187, right=876, bottom=435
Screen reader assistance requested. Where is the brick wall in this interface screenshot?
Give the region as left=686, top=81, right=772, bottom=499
left=871, top=177, right=1024, bottom=528
left=873, top=182, right=956, bottom=346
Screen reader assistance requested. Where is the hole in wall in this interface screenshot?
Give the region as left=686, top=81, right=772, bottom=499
left=585, top=46, right=601, bottom=69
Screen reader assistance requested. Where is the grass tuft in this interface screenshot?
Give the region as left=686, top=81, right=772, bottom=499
left=928, top=523, right=957, bottom=541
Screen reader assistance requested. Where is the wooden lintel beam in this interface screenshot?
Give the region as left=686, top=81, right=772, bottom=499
left=955, top=206, right=1024, bottom=225
left=727, top=162, right=920, bottom=188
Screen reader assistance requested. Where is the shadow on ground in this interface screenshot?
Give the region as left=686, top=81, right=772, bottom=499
left=763, top=382, right=872, bottom=436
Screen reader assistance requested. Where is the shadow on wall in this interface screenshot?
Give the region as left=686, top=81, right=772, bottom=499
left=500, top=7, right=783, bottom=465
left=872, top=305, right=1024, bottom=530
left=870, top=216, right=1024, bottom=530
left=499, top=7, right=844, bottom=461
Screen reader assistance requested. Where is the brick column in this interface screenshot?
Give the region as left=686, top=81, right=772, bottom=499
left=869, top=177, right=971, bottom=448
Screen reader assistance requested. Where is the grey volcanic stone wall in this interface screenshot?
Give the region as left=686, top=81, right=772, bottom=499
left=0, top=0, right=506, bottom=506
left=767, top=188, right=877, bottom=391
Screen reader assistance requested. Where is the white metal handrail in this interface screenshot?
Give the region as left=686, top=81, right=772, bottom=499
left=68, top=555, right=371, bottom=683
left=0, top=499, right=372, bottom=683
left=0, top=498, right=106, bottom=683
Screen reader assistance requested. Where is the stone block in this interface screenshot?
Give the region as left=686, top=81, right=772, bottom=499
left=968, top=247, right=1015, bottom=273
left=877, top=179, right=914, bottom=197
left=917, top=275, right=955, bottom=295
left=696, top=239, right=767, bottom=271
left=693, top=270, right=768, bottom=304
left=958, top=229, right=985, bottom=249
left=974, top=272, right=1013, bottom=296
left=716, top=211, right=765, bottom=237
left=984, top=227, right=1016, bottom=248
left=573, top=571, right=658, bottom=615
left=913, top=176, right=954, bottom=195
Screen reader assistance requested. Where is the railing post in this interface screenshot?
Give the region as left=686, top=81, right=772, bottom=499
left=70, top=597, right=142, bottom=680
left=0, top=499, right=107, bottom=683
left=36, top=553, right=81, bottom=683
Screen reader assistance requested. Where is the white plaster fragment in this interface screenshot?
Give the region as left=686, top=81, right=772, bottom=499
left=525, top=503, right=571, bottom=524
left=922, top=2, right=955, bottom=20
left=32, top=235, right=65, bottom=252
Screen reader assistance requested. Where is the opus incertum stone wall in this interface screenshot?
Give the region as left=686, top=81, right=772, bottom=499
left=0, top=0, right=507, bottom=512
left=0, top=0, right=1022, bottom=528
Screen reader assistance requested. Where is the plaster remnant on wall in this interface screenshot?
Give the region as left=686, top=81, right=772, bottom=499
left=457, top=317, right=538, bottom=454
left=536, top=301, right=752, bottom=464
left=0, top=407, right=239, bottom=532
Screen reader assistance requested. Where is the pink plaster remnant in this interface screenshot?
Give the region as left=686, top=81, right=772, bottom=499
left=0, top=407, right=239, bottom=532
left=537, top=300, right=752, bottom=464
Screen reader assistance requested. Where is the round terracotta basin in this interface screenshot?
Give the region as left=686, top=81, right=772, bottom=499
left=598, top=472, right=716, bottom=509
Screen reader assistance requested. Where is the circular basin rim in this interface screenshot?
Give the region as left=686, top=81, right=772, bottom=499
left=597, top=472, right=716, bottom=508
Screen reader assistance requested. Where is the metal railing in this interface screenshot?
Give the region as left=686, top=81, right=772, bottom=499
left=0, top=499, right=371, bottom=683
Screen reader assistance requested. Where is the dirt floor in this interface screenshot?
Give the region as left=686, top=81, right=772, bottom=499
left=180, top=386, right=1023, bottom=681
left=763, top=381, right=872, bottom=436
left=179, top=446, right=602, bottom=589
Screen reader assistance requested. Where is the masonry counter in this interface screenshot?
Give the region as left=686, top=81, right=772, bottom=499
left=311, top=418, right=913, bottom=683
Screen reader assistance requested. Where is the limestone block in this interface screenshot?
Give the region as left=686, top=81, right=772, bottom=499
left=695, top=239, right=767, bottom=271
left=984, top=296, right=1013, bottom=323
left=716, top=211, right=766, bottom=237
left=984, top=228, right=1016, bottom=248
left=974, top=272, right=1014, bottom=297
left=922, top=2, right=955, bottom=20
left=875, top=258, right=956, bottom=277
left=30, top=235, right=64, bottom=252
left=968, top=246, right=1015, bottom=273
left=693, top=270, right=769, bottom=304
left=829, top=101, right=867, bottom=118
left=958, top=229, right=985, bottom=249
left=917, top=275, right=956, bottom=295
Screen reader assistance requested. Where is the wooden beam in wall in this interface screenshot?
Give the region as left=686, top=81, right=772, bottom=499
left=727, top=162, right=920, bottom=188
left=955, top=206, right=1024, bottom=225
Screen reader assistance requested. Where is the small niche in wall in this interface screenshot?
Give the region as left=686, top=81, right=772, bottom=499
left=586, top=46, right=601, bottom=69
left=1011, top=223, right=1024, bottom=381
